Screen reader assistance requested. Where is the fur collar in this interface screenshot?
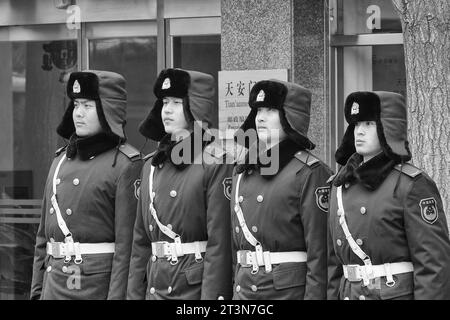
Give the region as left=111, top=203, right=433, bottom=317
left=151, top=132, right=208, bottom=170
left=334, top=152, right=397, bottom=190
left=66, top=132, right=119, bottom=161
left=236, top=139, right=303, bottom=178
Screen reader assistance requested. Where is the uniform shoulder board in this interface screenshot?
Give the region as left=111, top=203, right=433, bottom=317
left=327, top=173, right=338, bottom=184
left=143, top=150, right=157, bottom=161
left=119, top=143, right=141, bottom=161
left=54, top=145, right=67, bottom=157
left=295, top=151, right=320, bottom=167
left=394, top=163, right=422, bottom=178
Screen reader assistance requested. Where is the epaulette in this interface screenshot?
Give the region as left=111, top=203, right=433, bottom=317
left=295, top=150, right=320, bottom=167
left=119, top=143, right=141, bottom=161
left=394, top=163, right=422, bottom=178
left=143, top=150, right=157, bottom=162
left=55, top=145, right=67, bottom=157
left=327, top=173, right=338, bottom=184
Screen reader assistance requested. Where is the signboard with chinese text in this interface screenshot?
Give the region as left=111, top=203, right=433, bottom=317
left=218, top=69, right=288, bottom=139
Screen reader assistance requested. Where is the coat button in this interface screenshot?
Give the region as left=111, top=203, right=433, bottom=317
left=170, top=190, right=177, bottom=197
left=46, top=266, right=52, bottom=272
left=217, top=296, right=224, bottom=300
left=356, top=239, right=363, bottom=246
left=152, top=192, right=156, bottom=198
left=158, top=164, right=163, bottom=169
left=89, top=156, right=95, bottom=160
left=236, top=285, right=241, bottom=293
left=73, top=178, right=79, bottom=186
left=151, top=255, right=157, bottom=262
left=235, top=226, right=240, bottom=233
left=49, top=208, right=55, bottom=215
left=256, top=195, right=263, bottom=203
left=359, top=295, right=366, bottom=300
left=234, top=205, right=240, bottom=213
left=168, top=286, right=172, bottom=294
left=66, top=208, right=72, bottom=216
left=238, top=196, right=244, bottom=203
left=337, top=239, right=342, bottom=246
left=344, top=183, right=350, bottom=189
left=167, top=224, right=172, bottom=230
left=360, top=207, right=367, bottom=215
left=247, top=170, right=253, bottom=175
left=149, top=225, right=153, bottom=232
left=150, top=287, right=155, bottom=294
left=252, top=226, right=258, bottom=233
left=62, top=266, right=68, bottom=273
left=56, top=178, right=61, bottom=185
left=337, top=210, right=343, bottom=217
left=251, top=285, right=257, bottom=292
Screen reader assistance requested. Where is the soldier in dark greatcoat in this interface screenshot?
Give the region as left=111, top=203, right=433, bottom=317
left=230, top=80, right=333, bottom=300
left=327, top=91, right=450, bottom=300
left=127, top=68, right=233, bottom=300
left=30, top=70, right=142, bottom=300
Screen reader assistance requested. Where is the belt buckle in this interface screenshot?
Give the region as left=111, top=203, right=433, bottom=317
left=51, top=242, right=64, bottom=258
left=153, top=241, right=169, bottom=258
left=346, top=264, right=361, bottom=282
left=237, top=250, right=252, bottom=267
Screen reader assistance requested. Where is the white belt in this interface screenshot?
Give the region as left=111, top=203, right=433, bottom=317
left=237, top=250, right=307, bottom=269
left=343, top=262, right=414, bottom=286
left=46, top=242, right=115, bottom=259
left=151, top=241, right=207, bottom=261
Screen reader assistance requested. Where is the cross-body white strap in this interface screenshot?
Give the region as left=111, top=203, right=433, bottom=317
left=148, top=165, right=180, bottom=241
left=234, top=173, right=265, bottom=273
left=336, top=186, right=373, bottom=285
left=50, top=154, right=81, bottom=263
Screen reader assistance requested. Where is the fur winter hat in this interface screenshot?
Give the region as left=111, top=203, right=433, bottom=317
left=139, top=68, right=215, bottom=141
left=239, top=79, right=315, bottom=150
left=57, top=70, right=127, bottom=140
left=335, top=91, right=411, bottom=165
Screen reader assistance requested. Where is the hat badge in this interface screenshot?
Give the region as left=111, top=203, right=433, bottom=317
left=351, top=102, right=359, bottom=115
left=256, top=90, right=265, bottom=102
left=162, top=78, right=171, bottom=90
left=73, top=80, right=81, bottom=94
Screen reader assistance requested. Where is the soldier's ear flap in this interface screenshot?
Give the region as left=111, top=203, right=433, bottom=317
left=139, top=99, right=166, bottom=141
left=335, top=124, right=356, bottom=165
left=56, top=100, right=76, bottom=139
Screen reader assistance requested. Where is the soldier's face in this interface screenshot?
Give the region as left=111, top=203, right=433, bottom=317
left=354, top=121, right=382, bottom=160
left=255, top=107, right=287, bottom=144
left=161, top=97, right=189, bottom=134
left=72, top=98, right=103, bottom=137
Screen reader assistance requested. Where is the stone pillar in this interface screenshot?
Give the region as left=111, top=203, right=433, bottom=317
left=221, top=0, right=330, bottom=163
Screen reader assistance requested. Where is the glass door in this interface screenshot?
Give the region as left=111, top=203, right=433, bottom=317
left=0, top=24, right=77, bottom=299
left=85, top=21, right=158, bottom=155
left=167, top=17, right=221, bottom=128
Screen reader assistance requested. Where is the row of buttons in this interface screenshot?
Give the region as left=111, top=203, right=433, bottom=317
left=235, top=285, right=258, bottom=293
left=336, top=238, right=364, bottom=246
left=235, top=226, right=258, bottom=233
left=337, top=207, right=367, bottom=216
left=55, top=178, right=80, bottom=186
left=49, top=208, right=72, bottom=216
left=238, top=195, right=264, bottom=203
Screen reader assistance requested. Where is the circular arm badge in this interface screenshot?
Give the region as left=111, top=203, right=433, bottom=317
left=420, top=197, right=438, bottom=224
left=315, top=186, right=330, bottom=213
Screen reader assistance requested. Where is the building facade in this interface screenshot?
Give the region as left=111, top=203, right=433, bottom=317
left=0, top=0, right=407, bottom=299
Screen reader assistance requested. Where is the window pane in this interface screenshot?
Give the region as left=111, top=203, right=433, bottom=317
left=0, top=32, right=76, bottom=299
left=89, top=37, right=158, bottom=155
left=338, top=0, right=402, bottom=35
left=173, top=35, right=221, bottom=128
